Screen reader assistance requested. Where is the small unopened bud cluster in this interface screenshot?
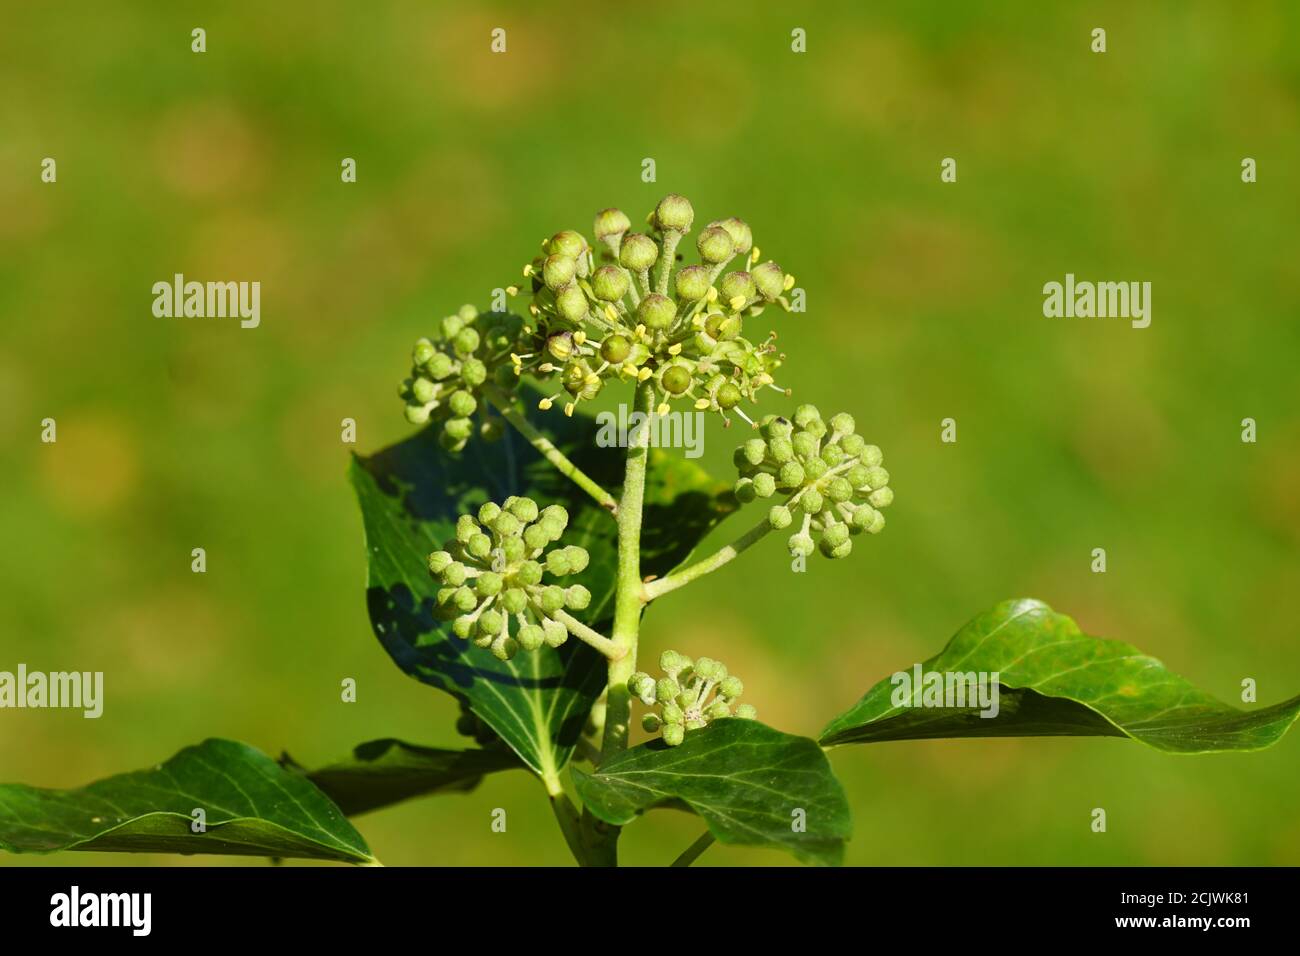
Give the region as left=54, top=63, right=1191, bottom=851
left=734, top=406, right=892, bottom=559
left=427, top=497, right=592, bottom=661
left=398, top=304, right=522, bottom=451
left=511, top=195, right=795, bottom=427
left=629, top=651, right=756, bottom=747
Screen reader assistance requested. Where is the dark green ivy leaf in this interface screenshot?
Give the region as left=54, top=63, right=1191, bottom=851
left=293, top=738, right=522, bottom=816
left=0, top=739, right=374, bottom=863
left=351, top=390, right=735, bottom=782
left=573, top=719, right=850, bottom=866
left=821, top=598, right=1300, bottom=753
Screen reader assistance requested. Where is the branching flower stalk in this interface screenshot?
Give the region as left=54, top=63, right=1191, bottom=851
left=401, top=194, right=892, bottom=863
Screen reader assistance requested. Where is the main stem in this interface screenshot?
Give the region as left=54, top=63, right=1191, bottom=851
left=601, top=380, right=654, bottom=760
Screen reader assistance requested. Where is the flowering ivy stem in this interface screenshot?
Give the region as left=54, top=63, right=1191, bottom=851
left=551, top=608, right=622, bottom=659
left=483, top=384, right=618, bottom=515
left=601, top=380, right=654, bottom=760
left=670, top=831, right=716, bottom=867
left=643, top=514, right=773, bottom=601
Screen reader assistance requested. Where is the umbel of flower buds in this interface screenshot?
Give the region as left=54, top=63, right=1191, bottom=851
left=733, top=406, right=893, bottom=559
left=427, top=497, right=592, bottom=661
left=628, top=650, right=756, bottom=747
left=398, top=304, right=520, bottom=450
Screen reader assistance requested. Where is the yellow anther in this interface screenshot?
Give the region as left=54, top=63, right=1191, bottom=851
left=563, top=402, right=575, bottom=417
left=605, top=304, right=619, bottom=322
left=694, top=398, right=711, bottom=410
left=750, top=247, right=760, bottom=263
left=523, top=264, right=535, bottom=277
left=573, top=329, right=587, bottom=345
left=635, top=323, right=647, bottom=338
left=658, top=402, right=670, bottom=417
left=584, top=373, right=600, bottom=386
left=668, top=343, right=682, bottom=355
left=506, top=285, right=519, bottom=296
left=539, top=398, right=553, bottom=410
left=707, top=286, right=719, bottom=302
left=637, top=367, right=654, bottom=382
left=783, top=274, right=795, bottom=291
left=729, top=295, right=747, bottom=311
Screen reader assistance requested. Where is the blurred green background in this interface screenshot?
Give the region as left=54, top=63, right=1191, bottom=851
left=3, top=1, right=1299, bottom=866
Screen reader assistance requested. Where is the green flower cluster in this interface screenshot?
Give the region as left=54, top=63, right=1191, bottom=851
left=427, top=496, right=592, bottom=661
left=515, top=195, right=792, bottom=426
left=628, top=651, right=756, bottom=747
left=734, top=406, right=892, bottom=558
left=398, top=304, right=522, bottom=451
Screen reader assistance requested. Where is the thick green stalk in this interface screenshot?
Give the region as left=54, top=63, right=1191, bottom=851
left=601, top=381, right=655, bottom=758
left=643, top=514, right=773, bottom=601
left=484, top=384, right=618, bottom=515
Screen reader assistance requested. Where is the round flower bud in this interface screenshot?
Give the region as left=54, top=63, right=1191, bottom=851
left=491, top=511, right=519, bottom=537
left=478, top=609, right=504, bottom=637
left=476, top=571, right=503, bottom=596
left=801, top=488, right=824, bottom=514
left=693, top=657, right=720, bottom=681
left=824, top=523, right=850, bottom=548
left=594, top=208, right=631, bottom=243
left=491, top=634, right=518, bottom=661
left=516, top=560, right=543, bottom=585
left=826, top=477, right=854, bottom=502
left=507, top=496, right=539, bottom=523
left=861, top=444, right=884, bottom=467
left=846, top=464, right=871, bottom=490
left=803, top=458, right=828, bottom=482
left=863, top=466, right=890, bottom=490
left=705, top=700, right=732, bottom=721
left=822, top=537, right=853, bottom=559
left=542, top=254, right=576, bottom=291
left=654, top=194, right=694, bottom=233
left=715, top=382, right=742, bottom=410
left=629, top=673, right=655, bottom=699
left=592, top=265, right=630, bottom=301
left=554, top=284, right=589, bottom=323
left=716, top=217, right=753, bottom=255
left=830, top=412, right=856, bottom=436
left=820, top=444, right=846, bottom=468
left=741, top=438, right=767, bottom=465
left=642, top=713, right=663, bottom=733
left=453, top=586, right=478, bottom=612
left=685, top=718, right=707, bottom=731
left=466, top=533, right=492, bottom=560
left=426, top=352, right=454, bottom=380
left=564, top=546, right=590, bottom=573
left=442, top=561, right=468, bottom=587
left=411, top=377, right=437, bottom=404
left=752, top=473, right=776, bottom=498
left=428, top=551, right=453, bottom=574
left=788, top=532, right=815, bottom=557
left=448, top=389, right=477, bottom=418
left=441, top=313, right=465, bottom=339
left=453, top=327, right=480, bottom=358
left=768, top=436, right=794, bottom=462
left=546, top=549, right=572, bottom=576
left=460, top=358, right=488, bottom=387
left=735, top=704, right=757, bottom=720
left=540, top=585, right=566, bottom=614
left=763, top=416, right=794, bottom=439
left=637, top=293, right=676, bottom=331
left=564, top=584, right=591, bottom=610
left=654, top=679, right=680, bottom=703
left=868, top=486, right=894, bottom=508
left=768, top=504, right=793, bottom=529
left=413, top=338, right=437, bottom=366
left=456, top=515, right=480, bottom=541
left=452, top=615, right=475, bottom=639
left=620, top=233, right=659, bottom=272
left=718, top=271, right=756, bottom=307
left=675, top=265, right=711, bottom=302
left=539, top=513, right=567, bottom=539
left=662, top=723, right=685, bottom=747
left=660, top=650, right=689, bottom=673
left=752, top=261, right=785, bottom=301
left=867, top=510, right=886, bottom=534
left=501, top=536, right=525, bottom=563
left=697, top=226, right=734, bottom=264
left=542, top=618, right=568, bottom=647
left=547, top=230, right=588, bottom=259
left=518, top=624, right=545, bottom=652
left=661, top=701, right=685, bottom=724
left=458, top=304, right=478, bottom=321
left=840, top=433, right=866, bottom=457
left=791, top=431, right=819, bottom=459
left=601, top=333, right=632, bottom=364
left=778, top=461, right=806, bottom=488
left=523, top=523, right=549, bottom=551
left=661, top=365, right=692, bottom=395
left=719, top=676, right=744, bottom=699
left=793, top=404, right=821, bottom=430
left=501, top=588, right=528, bottom=614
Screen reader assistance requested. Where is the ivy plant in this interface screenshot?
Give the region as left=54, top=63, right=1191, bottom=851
left=3, top=196, right=1297, bottom=867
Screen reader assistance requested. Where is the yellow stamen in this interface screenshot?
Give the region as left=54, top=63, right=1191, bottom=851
left=729, top=295, right=747, bottom=311
left=694, top=398, right=710, bottom=410
left=750, top=247, right=761, bottom=263
left=637, top=367, right=653, bottom=382
left=783, top=274, right=795, bottom=291
left=668, top=343, right=682, bottom=355
left=506, top=285, right=519, bottom=296
left=539, top=398, right=553, bottom=410
left=573, top=329, right=587, bottom=345
left=563, top=402, right=575, bottom=417
left=707, top=286, right=718, bottom=302
left=658, top=402, right=670, bottom=417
